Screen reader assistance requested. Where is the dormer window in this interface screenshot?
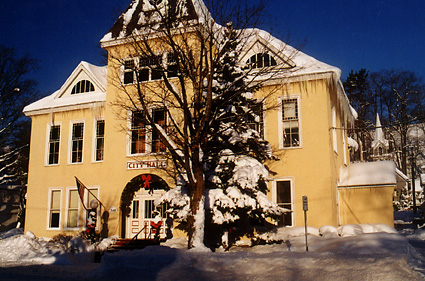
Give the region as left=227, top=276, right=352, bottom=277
left=247, top=53, right=277, bottom=69
left=71, top=80, right=95, bottom=95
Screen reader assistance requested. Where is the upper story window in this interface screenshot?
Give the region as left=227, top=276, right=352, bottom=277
left=130, top=108, right=167, bottom=155
left=48, top=124, right=61, bottom=165
left=71, top=122, right=84, bottom=163
left=123, top=53, right=178, bottom=84
left=94, top=120, right=105, bottom=162
left=245, top=102, right=264, bottom=138
left=71, top=80, right=95, bottom=95
left=282, top=98, right=300, bottom=148
left=247, top=53, right=277, bottom=69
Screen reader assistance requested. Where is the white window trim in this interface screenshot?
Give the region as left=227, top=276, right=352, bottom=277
left=92, top=117, right=105, bottom=163
left=83, top=186, right=101, bottom=231
left=278, top=95, right=302, bottom=150
left=45, top=122, right=62, bottom=166
left=272, top=177, right=295, bottom=226
left=46, top=188, right=62, bottom=230
left=126, top=108, right=168, bottom=157
left=68, top=120, right=85, bottom=164
left=65, top=187, right=81, bottom=230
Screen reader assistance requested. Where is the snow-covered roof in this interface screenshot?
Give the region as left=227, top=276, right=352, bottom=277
left=339, top=161, right=398, bottom=187
left=23, top=62, right=107, bottom=116
left=100, top=0, right=211, bottom=44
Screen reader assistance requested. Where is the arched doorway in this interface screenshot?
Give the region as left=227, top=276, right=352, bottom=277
left=120, top=174, right=169, bottom=239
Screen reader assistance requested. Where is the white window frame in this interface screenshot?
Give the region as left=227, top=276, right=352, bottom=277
left=278, top=95, right=302, bottom=149
left=127, top=108, right=168, bottom=156
left=47, top=188, right=62, bottom=230
left=68, top=120, right=85, bottom=164
left=92, top=118, right=105, bottom=163
left=45, top=122, right=62, bottom=166
left=65, top=187, right=81, bottom=230
left=272, top=177, right=294, bottom=227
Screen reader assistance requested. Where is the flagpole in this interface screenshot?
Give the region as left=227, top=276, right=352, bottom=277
left=75, top=176, right=106, bottom=209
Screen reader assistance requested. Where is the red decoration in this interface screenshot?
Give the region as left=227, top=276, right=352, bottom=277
left=141, top=174, right=151, bottom=189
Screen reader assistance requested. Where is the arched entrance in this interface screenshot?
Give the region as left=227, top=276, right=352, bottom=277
left=120, top=174, right=169, bottom=239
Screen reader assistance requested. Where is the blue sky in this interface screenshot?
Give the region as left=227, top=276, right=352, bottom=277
left=1, top=0, right=424, bottom=96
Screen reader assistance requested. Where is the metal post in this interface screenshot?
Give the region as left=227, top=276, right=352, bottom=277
left=412, top=154, right=417, bottom=214
left=303, top=196, right=309, bottom=252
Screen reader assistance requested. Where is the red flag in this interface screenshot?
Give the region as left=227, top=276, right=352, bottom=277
left=75, top=177, right=87, bottom=210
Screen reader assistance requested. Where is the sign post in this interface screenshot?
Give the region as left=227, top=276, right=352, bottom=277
left=302, top=195, right=309, bottom=252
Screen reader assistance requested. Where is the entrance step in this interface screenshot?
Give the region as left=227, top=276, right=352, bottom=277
left=108, top=238, right=163, bottom=252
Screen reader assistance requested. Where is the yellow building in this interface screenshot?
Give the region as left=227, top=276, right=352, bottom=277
left=23, top=0, right=396, bottom=239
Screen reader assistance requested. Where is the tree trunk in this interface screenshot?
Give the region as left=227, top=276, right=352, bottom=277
left=187, top=157, right=206, bottom=249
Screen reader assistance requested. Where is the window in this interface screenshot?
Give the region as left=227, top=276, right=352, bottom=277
left=145, top=200, right=155, bottom=219
left=247, top=53, right=277, bottom=69
left=246, top=102, right=264, bottom=138
left=123, top=53, right=178, bottom=84
left=276, top=180, right=292, bottom=226
left=130, top=108, right=167, bottom=155
left=131, top=112, right=146, bottom=154
left=71, top=122, right=84, bottom=163
left=71, top=80, right=95, bottom=95
left=123, top=59, right=135, bottom=85
left=67, top=189, right=79, bottom=228
left=132, top=200, right=140, bottom=219
left=95, top=120, right=105, bottom=161
left=282, top=98, right=300, bottom=147
left=49, top=189, right=61, bottom=229
left=48, top=125, right=61, bottom=165
left=86, top=188, right=99, bottom=209
left=152, top=108, right=167, bottom=153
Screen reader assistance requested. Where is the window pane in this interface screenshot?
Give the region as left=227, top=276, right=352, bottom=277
left=133, top=200, right=139, bottom=219
left=68, top=210, right=78, bottom=228
left=277, top=181, right=292, bottom=226
left=51, top=190, right=61, bottom=209
left=87, top=189, right=99, bottom=207
left=138, top=69, right=149, bottom=82
left=151, top=68, right=162, bottom=80
left=283, top=100, right=297, bottom=119
left=145, top=200, right=155, bottom=219
left=50, top=212, right=60, bottom=228
left=152, top=109, right=166, bottom=153
left=96, top=120, right=105, bottom=161
left=69, top=190, right=79, bottom=209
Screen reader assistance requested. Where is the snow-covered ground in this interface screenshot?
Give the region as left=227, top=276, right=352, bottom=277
left=1, top=221, right=425, bottom=280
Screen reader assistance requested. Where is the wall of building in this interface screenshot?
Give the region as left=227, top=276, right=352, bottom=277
left=338, top=185, right=395, bottom=226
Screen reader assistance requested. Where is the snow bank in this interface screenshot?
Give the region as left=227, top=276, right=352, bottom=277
left=256, top=224, right=397, bottom=243
left=0, top=229, right=116, bottom=266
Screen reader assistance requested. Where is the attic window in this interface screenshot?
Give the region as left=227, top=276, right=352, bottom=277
left=71, top=80, right=95, bottom=95
left=247, top=53, right=277, bottom=69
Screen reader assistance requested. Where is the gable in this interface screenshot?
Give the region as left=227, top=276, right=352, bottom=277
left=56, top=61, right=107, bottom=99
left=23, top=61, right=107, bottom=116
left=101, top=0, right=209, bottom=43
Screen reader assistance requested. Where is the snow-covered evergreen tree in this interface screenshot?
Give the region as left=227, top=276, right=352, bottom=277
left=157, top=23, right=286, bottom=248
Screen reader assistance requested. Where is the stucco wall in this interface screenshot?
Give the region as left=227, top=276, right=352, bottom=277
left=338, top=185, right=395, bottom=227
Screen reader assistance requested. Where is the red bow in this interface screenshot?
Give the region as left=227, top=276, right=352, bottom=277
left=142, top=174, right=151, bottom=189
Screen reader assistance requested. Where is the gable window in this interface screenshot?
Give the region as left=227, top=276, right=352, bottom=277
left=276, top=180, right=292, bottom=226
left=48, top=189, right=62, bottom=229
left=95, top=120, right=105, bottom=162
left=71, top=122, right=84, bottom=163
left=129, top=108, right=167, bottom=155
left=48, top=124, right=61, bottom=165
left=246, top=102, right=264, bottom=138
left=282, top=98, right=300, bottom=147
left=66, top=189, right=79, bottom=228
left=247, top=53, right=277, bottom=69
left=71, top=80, right=95, bottom=95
